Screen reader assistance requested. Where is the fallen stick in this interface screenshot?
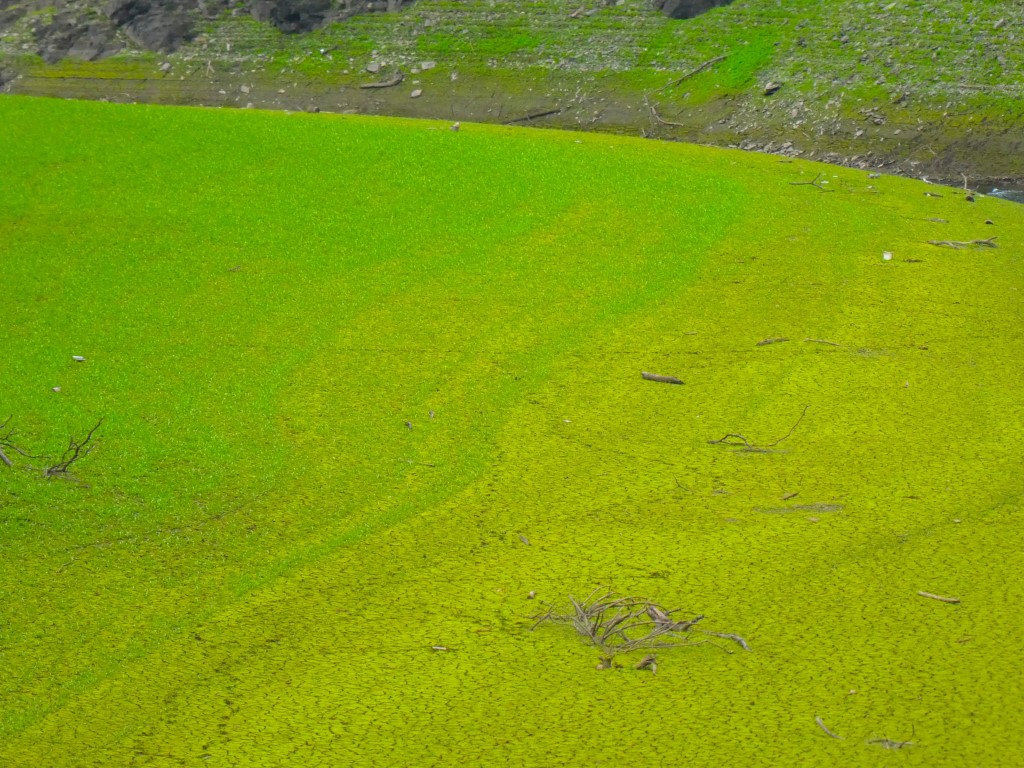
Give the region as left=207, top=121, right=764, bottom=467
left=816, top=716, right=843, bottom=739
left=918, top=591, right=960, bottom=604
left=642, top=372, right=684, bottom=385
left=869, top=737, right=913, bottom=750
left=756, top=337, right=790, bottom=346
left=790, top=172, right=832, bottom=191
left=360, top=72, right=404, bottom=89
left=709, top=406, right=808, bottom=452
left=804, top=338, right=844, bottom=347
left=504, top=108, right=561, bottom=125
left=927, top=237, right=997, bottom=249
left=643, top=96, right=686, bottom=128
left=0, top=446, right=11, bottom=467
left=652, top=54, right=728, bottom=93
left=703, top=631, right=750, bottom=651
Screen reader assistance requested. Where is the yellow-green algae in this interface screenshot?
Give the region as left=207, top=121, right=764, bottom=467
left=0, top=96, right=1022, bottom=766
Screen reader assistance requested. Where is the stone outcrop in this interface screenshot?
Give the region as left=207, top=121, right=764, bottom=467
left=653, top=0, right=735, bottom=19
left=6, top=0, right=418, bottom=61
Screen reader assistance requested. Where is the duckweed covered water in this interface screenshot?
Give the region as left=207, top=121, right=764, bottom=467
left=1, top=96, right=1022, bottom=766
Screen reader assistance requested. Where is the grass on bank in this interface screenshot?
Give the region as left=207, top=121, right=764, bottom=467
left=1, top=95, right=1023, bottom=766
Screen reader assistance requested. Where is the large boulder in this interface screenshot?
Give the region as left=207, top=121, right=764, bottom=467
left=249, top=0, right=333, bottom=33
left=248, top=0, right=414, bottom=32
left=653, top=0, right=735, bottom=19
left=106, top=0, right=197, bottom=51
left=33, top=13, right=122, bottom=63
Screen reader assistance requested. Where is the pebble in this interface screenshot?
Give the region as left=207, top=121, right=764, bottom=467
left=410, top=89, right=422, bottom=98
left=72, top=355, right=85, bottom=362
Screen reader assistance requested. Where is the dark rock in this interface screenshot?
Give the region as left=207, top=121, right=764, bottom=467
left=106, top=0, right=197, bottom=52
left=247, top=0, right=414, bottom=33
left=653, top=0, right=735, bottom=19
left=0, top=0, right=26, bottom=28
left=249, top=0, right=330, bottom=33
left=33, top=14, right=122, bottom=63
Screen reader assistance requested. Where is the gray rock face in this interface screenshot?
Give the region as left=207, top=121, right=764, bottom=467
left=249, top=0, right=414, bottom=32
left=33, top=13, right=122, bottom=63
left=106, top=0, right=197, bottom=51
left=6, top=0, right=418, bottom=60
left=249, top=0, right=332, bottom=33
left=653, top=0, right=735, bottom=19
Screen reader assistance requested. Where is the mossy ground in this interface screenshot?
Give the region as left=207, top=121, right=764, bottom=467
left=1, top=95, right=1023, bottom=766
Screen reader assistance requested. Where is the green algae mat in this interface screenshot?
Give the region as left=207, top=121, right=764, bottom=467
left=1, top=95, right=1023, bottom=766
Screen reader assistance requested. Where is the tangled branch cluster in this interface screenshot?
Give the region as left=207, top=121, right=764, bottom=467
left=531, top=589, right=748, bottom=656
left=0, top=416, right=102, bottom=478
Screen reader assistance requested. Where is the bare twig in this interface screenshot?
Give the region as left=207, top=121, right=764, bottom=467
left=504, top=108, right=562, bottom=125
left=641, top=371, right=684, bottom=385
left=804, top=338, right=844, bottom=347
left=765, top=405, right=809, bottom=448
left=651, top=55, right=728, bottom=93
left=703, top=631, right=751, bottom=651
left=927, top=237, right=997, bottom=249
left=816, top=716, right=843, bottom=739
left=531, top=590, right=731, bottom=659
left=869, top=737, right=913, bottom=749
left=918, top=591, right=960, bottom=604
left=45, top=418, right=102, bottom=478
left=0, top=417, right=49, bottom=465
left=709, top=406, right=809, bottom=452
left=643, top=96, right=686, bottom=128
left=756, top=337, right=790, bottom=346
left=790, top=172, right=832, bottom=191
left=360, top=71, right=404, bottom=89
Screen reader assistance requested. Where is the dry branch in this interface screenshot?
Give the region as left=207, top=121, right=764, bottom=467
left=642, top=371, right=684, bottom=385
left=652, top=55, right=728, bottom=93
left=643, top=96, right=686, bottom=128
left=804, top=338, right=844, bottom=347
left=0, top=416, right=48, bottom=465
left=816, top=716, right=843, bottom=739
left=790, top=172, right=832, bottom=191
left=360, top=71, right=404, bottom=89
left=504, top=108, right=562, bottom=125
left=869, top=737, right=913, bottom=750
left=532, top=589, right=742, bottom=661
left=708, top=406, right=809, bottom=452
left=45, top=418, right=102, bottom=478
left=927, top=237, right=997, bottom=249
left=703, top=631, right=751, bottom=651
left=918, top=591, right=960, bottom=604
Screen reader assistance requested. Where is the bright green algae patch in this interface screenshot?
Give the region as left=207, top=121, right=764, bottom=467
left=1, top=96, right=1023, bottom=766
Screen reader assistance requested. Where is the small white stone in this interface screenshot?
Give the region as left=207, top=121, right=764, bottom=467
left=52, top=386, right=61, bottom=393
left=72, top=355, right=85, bottom=362
left=883, top=251, right=893, bottom=260
left=410, top=89, right=423, bottom=98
